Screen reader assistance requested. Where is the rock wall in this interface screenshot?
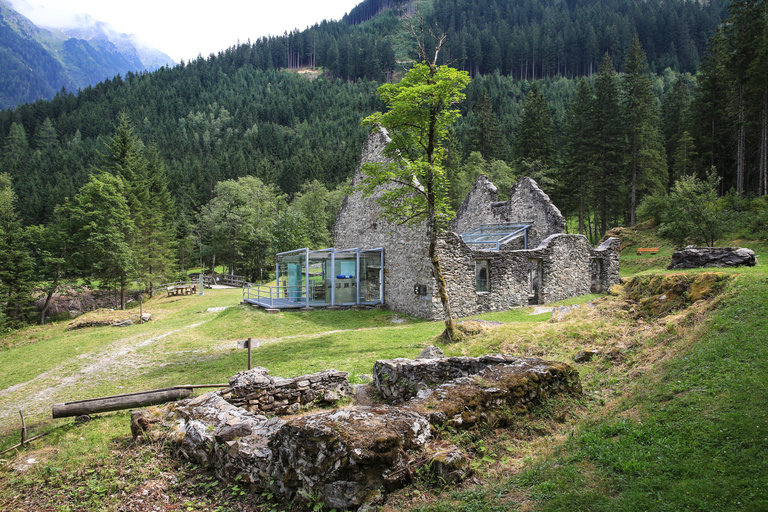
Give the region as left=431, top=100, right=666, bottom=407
left=668, top=246, right=756, bottom=269
left=373, top=353, right=581, bottom=405
left=436, top=232, right=621, bottom=317
left=133, top=355, right=581, bottom=511
left=228, top=367, right=352, bottom=415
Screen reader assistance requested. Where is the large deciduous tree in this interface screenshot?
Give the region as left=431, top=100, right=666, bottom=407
left=360, top=30, right=470, bottom=341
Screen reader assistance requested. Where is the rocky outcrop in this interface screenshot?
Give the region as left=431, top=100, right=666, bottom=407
left=132, top=355, right=581, bottom=510
left=228, top=367, right=353, bottom=415
left=668, top=246, right=756, bottom=269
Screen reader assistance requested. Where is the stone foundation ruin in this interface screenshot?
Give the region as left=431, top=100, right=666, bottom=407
left=132, top=351, right=581, bottom=510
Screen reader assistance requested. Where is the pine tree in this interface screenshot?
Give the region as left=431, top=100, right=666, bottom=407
left=621, top=36, right=667, bottom=225
left=469, top=89, right=504, bottom=160
left=0, top=173, right=34, bottom=328
left=514, top=84, right=555, bottom=165
left=662, top=75, right=691, bottom=189
left=140, top=145, right=177, bottom=296
left=64, top=172, right=137, bottom=310
left=592, top=53, right=625, bottom=236
left=561, top=78, right=596, bottom=236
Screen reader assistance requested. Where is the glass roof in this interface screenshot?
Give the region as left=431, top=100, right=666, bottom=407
left=461, top=223, right=531, bottom=249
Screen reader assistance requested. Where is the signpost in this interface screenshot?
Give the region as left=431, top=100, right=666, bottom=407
left=237, top=338, right=255, bottom=369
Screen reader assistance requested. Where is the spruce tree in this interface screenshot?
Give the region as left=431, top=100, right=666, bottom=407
left=621, top=36, right=667, bottom=225
left=514, top=84, right=555, bottom=165
left=562, top=78, right=597, bottom=236
left=469, top=89, right=504, bottom=160
left=592, top=53, right=625, bottom=237
left=0, top=173, right=34, bottom=328
left=64, top=172, right=137, bottom=310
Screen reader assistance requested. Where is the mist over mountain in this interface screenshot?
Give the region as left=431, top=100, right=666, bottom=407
left=0, top=0, right=174, bottom=108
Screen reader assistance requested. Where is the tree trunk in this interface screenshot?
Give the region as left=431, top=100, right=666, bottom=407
left=760, top=90, right=767, bottom=196
left=429, top=234, right=455, bottom=340
left=120, top=272, right=126, bottom=310
left=39, top=265, right=61, bottom=325
left=737, top=86, right=746, bottom=196
left=630, top=137, right=638, bottom=226
left=149, top=262, right=154, bottom=298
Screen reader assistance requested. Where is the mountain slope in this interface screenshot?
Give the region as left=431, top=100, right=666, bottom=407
left=0, top=0, right=174, bottom=108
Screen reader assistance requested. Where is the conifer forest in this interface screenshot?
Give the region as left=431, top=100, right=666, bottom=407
left=1, top=0, right=767, bottom=329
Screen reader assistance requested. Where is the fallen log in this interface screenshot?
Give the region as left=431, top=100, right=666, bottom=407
left=52, top=385, right=226, bottom=419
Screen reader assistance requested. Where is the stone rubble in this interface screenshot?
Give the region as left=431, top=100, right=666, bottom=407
left=132, top=354, right=581, bottom=511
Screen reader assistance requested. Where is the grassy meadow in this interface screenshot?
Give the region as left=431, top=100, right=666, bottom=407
left=0, top=230, right=767, bottom=511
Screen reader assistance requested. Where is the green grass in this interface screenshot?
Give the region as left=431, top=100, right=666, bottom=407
left=510, top=272, right=768, bottom=512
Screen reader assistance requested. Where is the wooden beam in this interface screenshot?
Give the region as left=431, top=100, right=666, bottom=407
left=52, top=388, right=195, bottom=419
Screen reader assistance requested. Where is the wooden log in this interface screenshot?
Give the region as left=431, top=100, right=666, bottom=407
left=52, top=387, right=193, bottom=419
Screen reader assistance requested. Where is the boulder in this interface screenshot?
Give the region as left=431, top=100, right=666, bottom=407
left=416, top=345, right=445, bottom=360
left=573, top=350, right=598, bottom=363
left=373, top=353, right=577, bottom=404
left=668, top=246, right=756, bottom=269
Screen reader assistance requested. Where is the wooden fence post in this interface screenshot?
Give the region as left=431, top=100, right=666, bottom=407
left=247, top=337, right=252, bottom=370
left=19, top=410, right=27, bottom=446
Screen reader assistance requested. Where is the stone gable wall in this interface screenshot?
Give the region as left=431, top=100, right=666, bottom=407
left=333, top=128, right=439, bottom=319
left=452, top=176, right=566, bottom=248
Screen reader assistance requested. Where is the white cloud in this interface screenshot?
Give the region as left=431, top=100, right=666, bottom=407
left=8, top=0, right=362, bottom=62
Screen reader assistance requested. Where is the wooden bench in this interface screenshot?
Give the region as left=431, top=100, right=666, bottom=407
left=636, top=247, right=659, bottom=255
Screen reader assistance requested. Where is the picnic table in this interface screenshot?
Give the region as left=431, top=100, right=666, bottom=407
left=167, top=284, right=198, bottom=296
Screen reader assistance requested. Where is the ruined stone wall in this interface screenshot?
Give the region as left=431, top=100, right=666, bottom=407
left=452, top=176, right=566, bottom=248
left=438, top=232, right=530, bottom=318
left=434, top=233, right=622, bottom=317
left=333, top=129, right=440, bottom=319
left=228, top=367, right=353, bottom=415
left=133, top=355, right=581, bottom=510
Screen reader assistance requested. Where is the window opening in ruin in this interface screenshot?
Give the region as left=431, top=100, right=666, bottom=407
left=476, top=260, right=489, bottom=292
left=590, top=258, right=603, bottom=293
left=528, top=258, right=542, bottom=305
left=461, top=223, right=532, bottom=250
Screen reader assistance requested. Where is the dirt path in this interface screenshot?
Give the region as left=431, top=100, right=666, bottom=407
left=0, top=321, right=207, bottom=428
left=0, top=323, right=404, bottom=431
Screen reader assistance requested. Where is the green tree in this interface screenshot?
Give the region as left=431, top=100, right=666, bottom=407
left=361, top=34, right=471, bottom=340
left=0, top=173, right=34, bottom=329
left=291, top=180, right=346, bottom=249
left=64, top=172, right=137, bottom=309
left=514, top=84, right=555, bottom=165
left=468, top=89, right=504, bottom=160
left=198, top=176, right=282, bottom=281
left=639, top=170, right=730, bottom=248
left=561, top=78, right=596, bottom=235
left=592, top=53, right=625, bottom=236
left=621, top=36, right=667, bottom=225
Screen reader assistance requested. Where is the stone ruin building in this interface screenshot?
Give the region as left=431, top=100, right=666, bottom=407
left=332, top=129, right=620, bottom=319
left=244, top=129, right=620, bottom=318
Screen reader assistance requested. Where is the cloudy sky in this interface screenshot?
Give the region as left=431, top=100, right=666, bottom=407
left=9, top=0, right=363, bottom=62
